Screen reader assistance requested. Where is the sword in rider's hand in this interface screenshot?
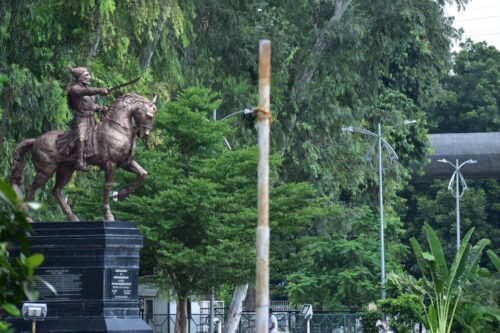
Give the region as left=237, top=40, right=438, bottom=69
left=100, top=77, right=141, bottom=118
left=108, top=77, right=141, bottom=93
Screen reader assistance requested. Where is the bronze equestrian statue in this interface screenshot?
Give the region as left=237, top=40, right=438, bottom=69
left=10, top=69, right=158, bottom=221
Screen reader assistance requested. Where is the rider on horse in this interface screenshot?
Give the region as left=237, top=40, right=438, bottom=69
left=57, top=67, right=109, bottom=171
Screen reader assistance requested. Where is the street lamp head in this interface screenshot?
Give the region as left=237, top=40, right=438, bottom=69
left=220, top=108, right=254, bottom=121
left=467, top=159, right=478, bottom=164
left=437, top=158, right=449, bottom=164
left=389, top=119, right=417, bottom=130
left=341, top=126, right=354, bottom=132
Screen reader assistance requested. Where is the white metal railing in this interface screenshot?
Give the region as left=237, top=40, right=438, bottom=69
left=270, top=300, right=294, bottom=311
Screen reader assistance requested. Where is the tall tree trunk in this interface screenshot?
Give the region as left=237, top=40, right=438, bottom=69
left=86, top=0, right=102, bottom=65
left=295, top=0, right=352, bottom=96
left=223, top=284, right=248, bottom=333
left=138, top=1, right=170, bottom=70
left=175, top=297, right=188, bottom=333
left=0, top=86, right=13, bottom=156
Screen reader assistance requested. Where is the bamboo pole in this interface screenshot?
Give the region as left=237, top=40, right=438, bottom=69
left=255, top=39, right=271, bottom=333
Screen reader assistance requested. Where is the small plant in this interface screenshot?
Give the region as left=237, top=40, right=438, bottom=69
left=0, top=179, right=47, bottom=332
left=361, top=310, right=382, bottom=333
left=389, top=223, right=490, bottom=333
left=378, top=294, right=421, bottom=333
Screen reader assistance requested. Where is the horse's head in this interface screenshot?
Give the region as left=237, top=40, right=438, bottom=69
left=132, top=95, right=158, bottom=141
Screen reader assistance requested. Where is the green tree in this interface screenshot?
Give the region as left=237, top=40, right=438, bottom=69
left=181, top=0, right=459, bottom=193
left=405, top=181, right=486, bottom=257
left=182, top=3, right=456, bottom=310
left=1, top=0, right=487, bottom=314
left=287, top=204, right=408, bottom=310
left=67, top=87, right=326, bottom=332
left=428, top=40, right=500, bottom=133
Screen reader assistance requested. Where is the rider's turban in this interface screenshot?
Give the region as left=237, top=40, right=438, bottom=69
left=71, top=67, right=89, bottom=80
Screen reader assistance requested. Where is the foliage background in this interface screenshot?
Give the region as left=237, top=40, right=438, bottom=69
left=0, top=0, right=498, bottom=313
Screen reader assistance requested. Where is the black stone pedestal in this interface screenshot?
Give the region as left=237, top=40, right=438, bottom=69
left=9, top=221, right=152, bottom=333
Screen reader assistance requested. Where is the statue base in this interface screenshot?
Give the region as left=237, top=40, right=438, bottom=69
left=8, top=221, right=152, bottom=333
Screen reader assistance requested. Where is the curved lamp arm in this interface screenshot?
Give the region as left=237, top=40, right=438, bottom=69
left=213, top=108, right=253, bottom=150
left=388, top=120, right=417, bottom=131
left=364, top=139, right=398, bottom=163
left=437, top=158, right=455, bottom=168
left=459, top=159, right=477, bottom=169
left=342, top=126, right=378, bottom=139
left=381, top=138, right=398, bottom=161
left=220, top=108, right=253, bottom=121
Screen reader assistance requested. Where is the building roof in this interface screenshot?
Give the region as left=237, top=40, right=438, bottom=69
left=424, top=132, right=500, bottom=179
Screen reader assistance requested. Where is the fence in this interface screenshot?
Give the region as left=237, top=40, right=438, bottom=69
left=144, top=311, right=363, bottom=333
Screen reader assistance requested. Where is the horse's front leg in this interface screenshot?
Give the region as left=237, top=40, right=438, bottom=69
left=116, top=160, right=148, bottom=200
left=103, top=161, right=117, bottom=221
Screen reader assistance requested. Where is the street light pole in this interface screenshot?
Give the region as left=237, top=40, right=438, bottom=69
left=455, top=159, right=460, bottom=250
left=377, top=123, right=386, bottom=300
left=342, top=120, right=415, bottom=299
left=437, top=158, right=477, bottom=250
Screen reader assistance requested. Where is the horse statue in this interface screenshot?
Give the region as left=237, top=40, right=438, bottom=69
left=10, top=92, right=158, bottom=221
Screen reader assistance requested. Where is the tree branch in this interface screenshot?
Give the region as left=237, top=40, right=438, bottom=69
left=294, top=0, right=352, bottom=97
left=223, top=284, right=248, bottom=333
left=139, top=1, right=171, bottom=70
left=0, top=86, right=13, bottom=156
left=86, top=0, right=102, bottom=65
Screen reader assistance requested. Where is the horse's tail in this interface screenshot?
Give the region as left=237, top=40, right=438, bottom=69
left=10, top=138, right=35, bottom=186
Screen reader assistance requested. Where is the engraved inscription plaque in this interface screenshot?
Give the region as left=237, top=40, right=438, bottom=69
left=36, top=268, right=84, bottom=300
left=108, top=268, right=135, bottom=300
